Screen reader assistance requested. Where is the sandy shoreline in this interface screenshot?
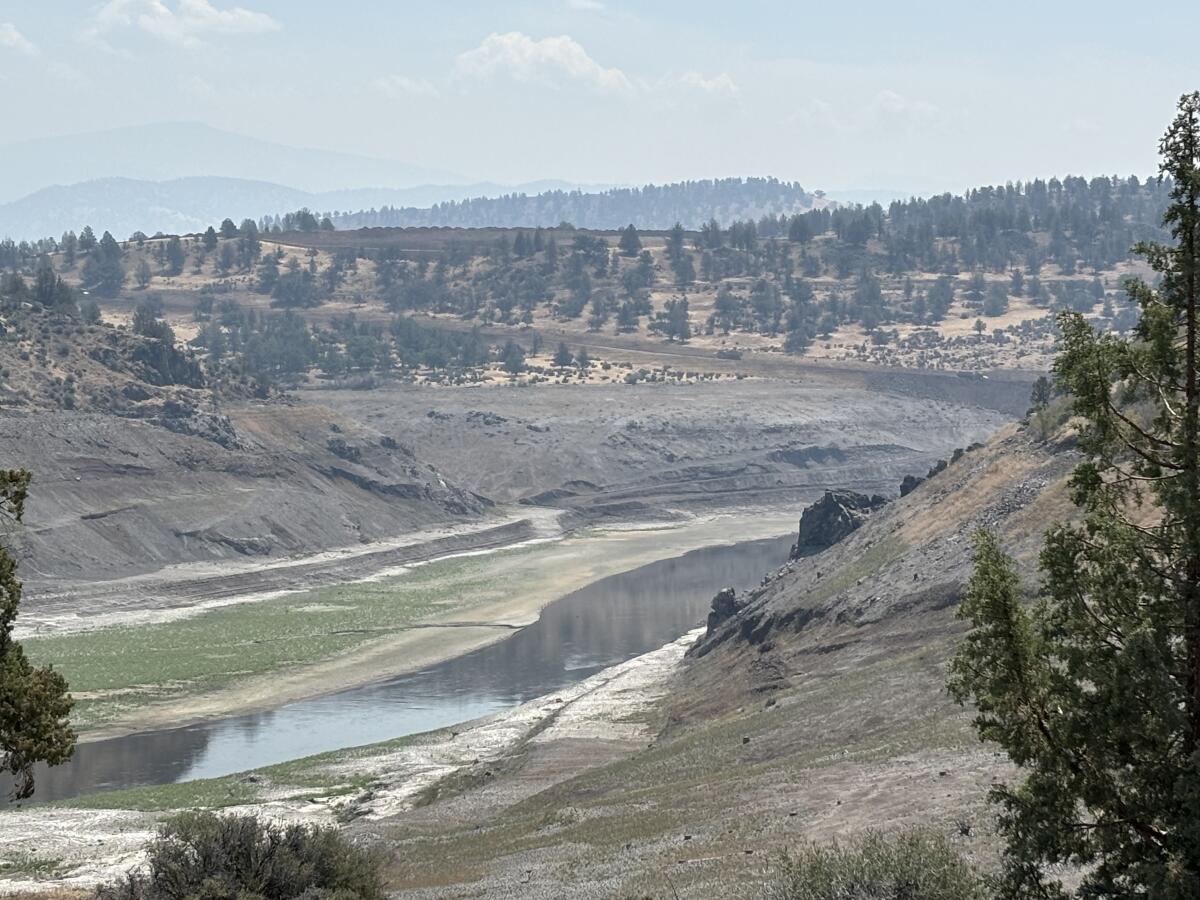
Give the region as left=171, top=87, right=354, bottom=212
left=74, top=507, right=798, bottom=742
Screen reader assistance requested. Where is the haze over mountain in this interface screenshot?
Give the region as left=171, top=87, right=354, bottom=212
left=0, top=122, right=470, bottom=204
left=0, top=175, right=619, bottom=242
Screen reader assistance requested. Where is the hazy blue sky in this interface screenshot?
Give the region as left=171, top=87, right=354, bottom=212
left=1, top=1, right=1197, bottom=193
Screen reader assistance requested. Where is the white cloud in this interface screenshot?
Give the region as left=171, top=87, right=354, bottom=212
left=455, top=31, right=632, bottom=94
left=86, top=0, right=279, bottom=49
left=787, top=92, right=940, bottom=135
left=869, top=90, right=940, bottom=125
left=660, top=70, right=739, bottom=98
left=0, top=22, right=36, bottom=56
left=374, top=73, right=439, bottom=99
left=566, top=0, right=605, bottom=9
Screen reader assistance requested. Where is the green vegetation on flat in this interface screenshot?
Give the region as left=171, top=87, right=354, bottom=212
left=26, top=545, right=540, bottom=731
left=0, top=853, right=66, bottom=880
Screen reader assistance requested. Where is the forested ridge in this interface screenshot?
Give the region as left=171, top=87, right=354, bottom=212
left=323, top=177, right=816, bottom=231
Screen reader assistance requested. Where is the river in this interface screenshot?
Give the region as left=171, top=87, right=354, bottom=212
left=28, top=532, right=793, bottom=803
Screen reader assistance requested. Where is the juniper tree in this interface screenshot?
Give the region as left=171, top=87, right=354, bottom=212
left=553, top=342, right=574, bottom=367
left=949, top=92, right=1200, bottom=898
left=0, top=470, right=74, bottom=800
left=617, top=224, right=642, bottom=257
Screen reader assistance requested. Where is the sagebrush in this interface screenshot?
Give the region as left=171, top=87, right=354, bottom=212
left=763, top=830, right=987, bottom=900
left=94, top=811, right=384, bottom=900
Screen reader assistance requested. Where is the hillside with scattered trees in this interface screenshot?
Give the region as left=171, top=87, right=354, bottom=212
left=0, top=174, right=1172, bottom=402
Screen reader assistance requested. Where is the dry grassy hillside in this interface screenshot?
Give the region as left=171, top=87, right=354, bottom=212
left=38, top=224, right=1145, bottom=391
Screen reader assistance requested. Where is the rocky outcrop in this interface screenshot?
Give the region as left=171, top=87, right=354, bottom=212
left=704, top=587, right=741, bottom=637
left=790, top=489, right=888, bottom=558
left=899, top=443, right=987, bottom=496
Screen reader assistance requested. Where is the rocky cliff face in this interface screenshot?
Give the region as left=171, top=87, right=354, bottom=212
left=790, top=489, right=888, bottom=558
left=687, top=423, right=1078, bottom=666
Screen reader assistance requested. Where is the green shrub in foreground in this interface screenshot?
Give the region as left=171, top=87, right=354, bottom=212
left=94, top=811, right=384, bottom=900
left=763, top=830, right=987, bottom=900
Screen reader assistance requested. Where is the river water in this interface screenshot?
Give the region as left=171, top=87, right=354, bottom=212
left=27, top=533, right=792, bottom=804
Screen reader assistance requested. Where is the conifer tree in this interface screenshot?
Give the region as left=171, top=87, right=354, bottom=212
left=0, top=470, right=74, bottom=800
left=950, top=91, right=1200, bottom=898
left=618, top=224, right=642, bottom=257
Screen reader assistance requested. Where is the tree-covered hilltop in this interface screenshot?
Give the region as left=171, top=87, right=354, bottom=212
left=250, top=177, right=1167, bottom=357
left=321, top=178, right=816, bottom=231
left=0, top=171, right=1177, bottom=390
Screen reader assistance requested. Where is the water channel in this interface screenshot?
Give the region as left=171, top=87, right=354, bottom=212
left=29, top=532, right=793, bottom=803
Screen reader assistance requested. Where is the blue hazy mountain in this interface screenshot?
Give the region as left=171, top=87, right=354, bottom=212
left=0, top=175, right=618, bottom=240
left=0, top=121, right=470, bottom=204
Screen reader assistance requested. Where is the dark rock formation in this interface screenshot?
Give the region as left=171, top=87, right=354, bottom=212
left=897, top=442, right=986, bottom=497
left=789, top=490, right=887, bottom=558
left=705, top=587, right=741, bottom=636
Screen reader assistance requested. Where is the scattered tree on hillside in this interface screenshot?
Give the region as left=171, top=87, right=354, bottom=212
left=666, top=222, right=685, bottom=263
left=500, top=339, right=525, bottom=374
left=164, top=236, right=185, bottom=276
left=618, top=224, right=642, bottom=257
left=983, top=283, right=1010, bottom=316
left=134, top=257, right=152, bottom=289
left=60, top=231, right=77, bottom=267
left=650, top=296, right=691, bottom=342
left=32, top=261, right=77, bottom=312
left=81, top=231, right=125, bottom=297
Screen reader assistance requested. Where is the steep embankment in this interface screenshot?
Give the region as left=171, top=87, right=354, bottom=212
left=343, top=423, right=1078, bottom=898
left=1, top=299, right=492, bottom=609
left=7, top=402, right=486, bottom=595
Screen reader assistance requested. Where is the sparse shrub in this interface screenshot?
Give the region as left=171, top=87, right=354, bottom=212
left=762, top=830, right=986, bottom=900
left=94, top=811, right=384, bottom=900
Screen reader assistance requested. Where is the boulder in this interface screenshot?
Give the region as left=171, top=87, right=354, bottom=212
left=790, top=490, right=887, bottom=558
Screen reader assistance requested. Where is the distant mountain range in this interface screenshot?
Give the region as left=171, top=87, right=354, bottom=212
left=0, top=176, right=618, bottom=241
left=0, top=122, right=468, bottom=205
left=0, top=121, right=823, bottom=240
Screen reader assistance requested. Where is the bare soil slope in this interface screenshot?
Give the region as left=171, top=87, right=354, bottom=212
left=7, top=402, right=485, bottom=592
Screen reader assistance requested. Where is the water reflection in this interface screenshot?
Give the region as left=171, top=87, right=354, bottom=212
left=25, top=534, right=791, bottom=804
